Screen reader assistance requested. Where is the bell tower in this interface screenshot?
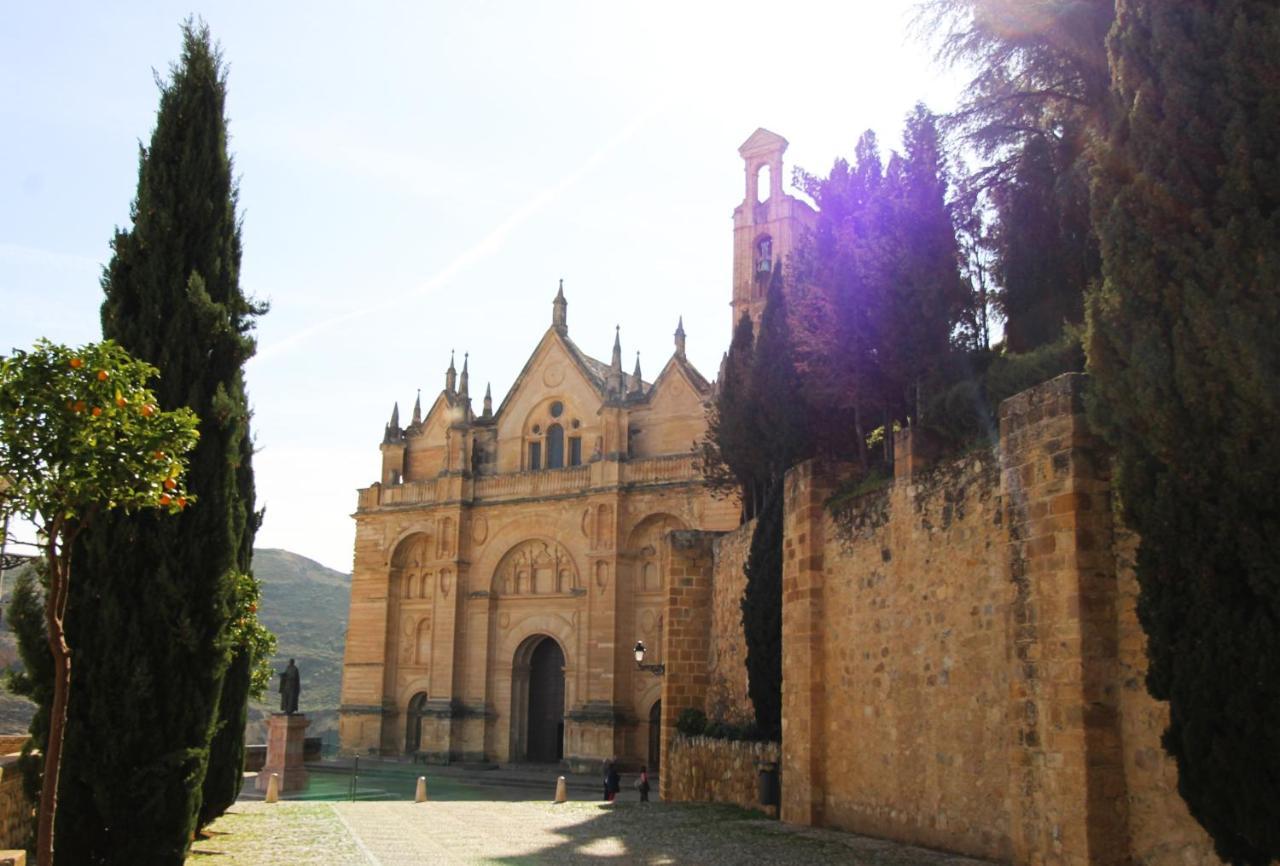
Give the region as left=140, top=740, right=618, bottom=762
left=731, top=128, right=817, bottom=330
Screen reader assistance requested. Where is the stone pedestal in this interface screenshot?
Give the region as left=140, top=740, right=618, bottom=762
left=256, top=713, right=309, bottom=794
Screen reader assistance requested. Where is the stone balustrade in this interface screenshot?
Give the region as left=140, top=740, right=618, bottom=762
left=358, top=453, right=703, bottom=512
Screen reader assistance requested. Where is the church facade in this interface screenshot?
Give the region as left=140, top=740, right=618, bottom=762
left=337, top=128, right=813, bottom=769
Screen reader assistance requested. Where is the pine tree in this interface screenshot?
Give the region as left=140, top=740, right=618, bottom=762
left=55, top=21, right=265, bottom=863
left=1088, top=2, right=1280, bottom=862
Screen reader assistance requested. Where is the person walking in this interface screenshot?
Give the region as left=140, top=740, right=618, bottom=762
left=603, top=759, right=621, bottom=802
left=635, top=765, right=651, bottom=802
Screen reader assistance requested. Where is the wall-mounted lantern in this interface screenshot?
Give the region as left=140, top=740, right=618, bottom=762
left=633, top=640, right=664, bottom=676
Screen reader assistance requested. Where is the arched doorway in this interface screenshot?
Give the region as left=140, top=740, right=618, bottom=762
left=648, top=700, right=661, bottom=772
left=527, top=638, right=566, bottom=762
left=405, top=692, right=428, bottom=754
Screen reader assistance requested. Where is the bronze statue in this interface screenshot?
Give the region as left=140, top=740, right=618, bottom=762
left=279, top=658, right=301, bottom=714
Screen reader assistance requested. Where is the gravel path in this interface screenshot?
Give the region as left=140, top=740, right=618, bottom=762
left=191, top=800, right=996, bottom=865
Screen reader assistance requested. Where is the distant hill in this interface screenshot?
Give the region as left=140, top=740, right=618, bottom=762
left=0, top=549, right=351, bottom=747
left=246, top=548, right=350, bottom=746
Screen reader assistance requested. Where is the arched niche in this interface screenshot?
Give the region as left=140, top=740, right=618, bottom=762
left=492, top=539, right=580, bottom=596
left=626, top=513, right=687, bottom=594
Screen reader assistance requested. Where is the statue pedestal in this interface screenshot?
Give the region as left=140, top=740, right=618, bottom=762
left=256, top=713, right=309, bottom=794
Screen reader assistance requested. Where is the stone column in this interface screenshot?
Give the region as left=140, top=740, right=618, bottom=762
left=779, top=459, right=839, bottom=826
left=257, top=713, right=309, bottom=794
left=657, top=530, right=716, bottom=802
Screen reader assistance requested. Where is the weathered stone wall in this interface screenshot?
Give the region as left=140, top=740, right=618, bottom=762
left=0, top=757, right=32, bottom=851
left=705, top=520, right=754, bottom=726
left=781, top=451, right=1011, bottom=859
left=666, top=735, right=779, bottom=811
left=771, top=375, right=1221, bottom=865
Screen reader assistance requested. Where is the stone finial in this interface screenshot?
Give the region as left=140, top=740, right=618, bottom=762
left=446, top=350, right=457, bottom=393
left=607, top=325, right=624, bottom=397
left=552, top=279, right=568, bottom=335
left=411, top=390, right=422, bottom=425
left=383, top=401, right=401, bottom=444
left=459, top=353, right=470, bottom=398
left=630, top=352, right=644, bottom=397
left=483, top=382, right=493, bottom=418
left=674, top=316, right=686, bottom=358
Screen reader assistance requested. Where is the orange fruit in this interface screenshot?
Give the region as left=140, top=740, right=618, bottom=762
left=91, top=407, right=102, bottom=417
left=97, top=370, right=108, bottom=381
left=159, top=494, right=172, bottom=506
left=116, top=396, right=126, bottom=408
left=69, top=358, right=83, bottom=369
left=177, top=496, right=188, bottom=508
left=154, top=450, right=165, bottom=460
left=73, top=401, right=86, bottom=413
left=141, top=404, right=155, bottom=417
left=163, top=478, right=176, bottom=490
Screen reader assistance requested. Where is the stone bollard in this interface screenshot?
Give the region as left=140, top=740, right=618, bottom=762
left=265, top=772, right=280, bottom=803
left=415, top=775, right=427, bottom=803
left=554, top=775, right=568, bottom=803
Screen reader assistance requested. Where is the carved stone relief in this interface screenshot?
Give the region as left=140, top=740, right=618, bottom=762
left=492, top=539, right=580, bottom=596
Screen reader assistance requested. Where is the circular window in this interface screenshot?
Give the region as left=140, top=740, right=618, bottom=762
left=532, top=424, right=542, bottom=435
left=571, top=419, right=580, bottom=430
left=550, top=401, right=564, bottom=418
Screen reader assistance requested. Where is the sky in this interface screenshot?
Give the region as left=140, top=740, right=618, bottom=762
left=1, top=1, right=966, bottom=573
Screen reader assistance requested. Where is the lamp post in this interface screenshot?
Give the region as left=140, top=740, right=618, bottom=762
left=633, top=640, right=664, bottom=676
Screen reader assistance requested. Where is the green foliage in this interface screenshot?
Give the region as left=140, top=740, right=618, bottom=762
left=6, top=567, right=51, bottom=845
left=791, top=109, right=967, bottom=465
left=700, top=314, right=766, bottom=519
left=921, top=333, right=1084, bottom=448
left=52, top=19, right=267, bottom=862
left=227, top=571, right=276, bottom=700
left=741, top=490, right=783, bottom=741
left=0, top=339, right=199, bottom=527
left=1087, top=2, right=1280, bottom=861
left=675, top=708, right=707, bottom=737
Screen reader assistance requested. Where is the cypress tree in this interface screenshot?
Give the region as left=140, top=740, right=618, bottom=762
left=740, top=266, right=810, bottom=740
left=56, top=20, right=264, bottom=862
left=1088, top=2, right=1280, bottom=862
left=700, top=314, right=766, bottom=519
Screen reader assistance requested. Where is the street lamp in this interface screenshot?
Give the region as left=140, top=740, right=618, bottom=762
left=633, top=640, right=664, bottom=676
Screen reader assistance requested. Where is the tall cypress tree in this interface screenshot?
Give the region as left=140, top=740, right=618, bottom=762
left=1088, top=2, right=1280, bottom=862
left=56, top=20, right=264, bottom=863
left=741, top=266, right=811, bottom=740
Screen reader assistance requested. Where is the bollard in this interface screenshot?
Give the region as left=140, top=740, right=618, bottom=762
left=415, top=775, right=427, bottom=803
left=265, top=772, right=280, bottom=803
left=554, top=775, right=568, bottom=804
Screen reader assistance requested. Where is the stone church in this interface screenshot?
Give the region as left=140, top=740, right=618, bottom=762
left=337, top=128, right=814, bottom=769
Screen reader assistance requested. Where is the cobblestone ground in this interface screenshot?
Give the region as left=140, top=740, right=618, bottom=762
left=189, top=800, right=996, bottom=865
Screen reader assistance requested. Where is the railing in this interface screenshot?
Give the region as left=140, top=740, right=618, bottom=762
left=622, top=453, right=699, bottom=485
left=473, top=465, right=591, bottom=501
left=357, top=453, right=701, bottom=512
left=356, top=479, right=438, bottom=511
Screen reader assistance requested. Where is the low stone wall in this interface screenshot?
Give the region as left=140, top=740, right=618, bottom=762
left=0, top=756, right=32, bottom=851
left=665, top=735, right=779, bottom=812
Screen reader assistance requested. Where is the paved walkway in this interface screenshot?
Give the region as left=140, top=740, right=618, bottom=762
left=190, top=800, right=997, bottom=865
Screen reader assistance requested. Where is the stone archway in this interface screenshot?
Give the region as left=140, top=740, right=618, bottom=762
left=510, top=634, right=565, bottom=762
left=405, top=691, right=428, bottom=754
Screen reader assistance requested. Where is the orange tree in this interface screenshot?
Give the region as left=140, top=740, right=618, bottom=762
left=0, top=339, right=198, bottom=866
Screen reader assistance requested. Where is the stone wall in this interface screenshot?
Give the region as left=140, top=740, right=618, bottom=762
left=0, top=757, right=31, bottom=851
left=771, top=374, right=1221, bottom=865
left=658, top=375, right=1221, bottom=865
left=666, top=735, right=779, bottom=812
left=705, top=520, right=754, bottom=726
